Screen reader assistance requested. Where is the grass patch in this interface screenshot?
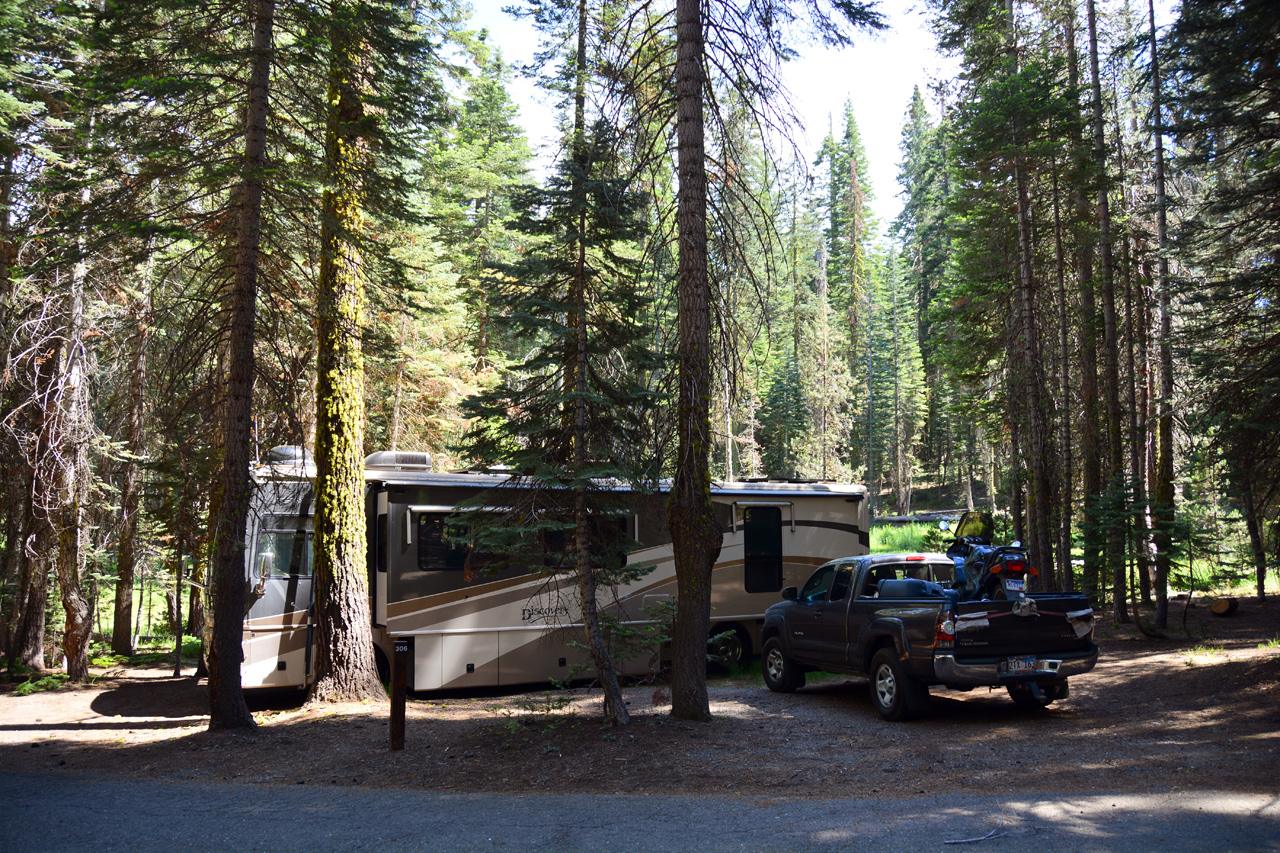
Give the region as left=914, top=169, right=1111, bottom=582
left=1258, top=637, right=1280, bottom=650
left=871, top=522, right=937, bottom=554
left=1186, top=644, right=1226, bottom=667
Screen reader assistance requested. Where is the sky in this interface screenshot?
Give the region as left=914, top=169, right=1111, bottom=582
left=468, top=2, right=959, bottom=235
left=465, top=2, right=1174, bottom=237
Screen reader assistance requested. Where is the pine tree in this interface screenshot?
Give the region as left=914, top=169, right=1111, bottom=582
left=1166, top=0, right=1280, bottom=600
left=460, top=120, right=659, bottom=724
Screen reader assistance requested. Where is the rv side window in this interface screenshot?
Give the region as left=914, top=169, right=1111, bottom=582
left=256, top=516, right=313, bottom=577
left=417, top=513, right=498, bottom=573
left=417, top=514, right=465, bottom=571
left=743, top=506, right=783, bottom=593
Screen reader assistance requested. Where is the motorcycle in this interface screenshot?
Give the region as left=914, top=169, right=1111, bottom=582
left=940, top=511, right=1039, bottom=602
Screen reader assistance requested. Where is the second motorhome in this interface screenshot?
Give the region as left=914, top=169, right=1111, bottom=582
left=241, top=446, right=869, bottom=691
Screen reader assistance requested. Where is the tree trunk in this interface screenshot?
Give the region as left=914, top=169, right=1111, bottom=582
left=1086, top=0, right=1128, bottom=622
left=172, top=529, right=185, bottom=677
left=1013, top=144, right=1054, bottom=586
left=56, top=196, right=94, bottom=682
left=566, top=0, right=628, bottom=724
left=208, top=0, right=275, bottom=729
left=1051, top=154, right=1073, bottom=590
left=8, top=468, right=50, bottom=672
left=113, top=290, right=148, bottom=655
left=1241, top=483, right=1267, bottom=601
left=1066, top=7, right=1103, bottom=602
left=668, top=0, right=721, bottom=723
left=1209, top=597, right=1238, bottom=617
left=1148, top=0, right=1175, bottom=627
left=309, top=1, right=386, bottom=705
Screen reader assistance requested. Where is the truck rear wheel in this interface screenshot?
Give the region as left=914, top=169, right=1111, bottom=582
left=762, top=637, right=804, bottom=693
left=870, top=648, right=928, bottom=721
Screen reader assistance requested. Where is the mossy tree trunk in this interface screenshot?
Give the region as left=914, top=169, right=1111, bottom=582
left=309, top=1, right=385, bottom=704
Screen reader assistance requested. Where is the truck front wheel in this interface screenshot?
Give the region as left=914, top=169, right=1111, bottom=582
left=870, top=648, right=928, bottom=721
left=762, top=638, right=805, bottom=693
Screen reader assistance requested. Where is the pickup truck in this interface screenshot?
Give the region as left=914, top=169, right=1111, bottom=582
left=760, top=552, right=1097, bottom=720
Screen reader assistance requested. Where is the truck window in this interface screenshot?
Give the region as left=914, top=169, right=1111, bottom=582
left=906, top=563, right=953, bottom=583
left=830, top=567, right=853, bottom=601
left=860, top=564, right=900, bottom=597
left=743, top=506, right=783, bottom=593
left=798, top=565, right=836, bottom=603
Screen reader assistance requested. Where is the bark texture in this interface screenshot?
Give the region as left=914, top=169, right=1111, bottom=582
left=1148, top=0, right=1175, bottom=626
left=112, top=299, right=147, bottom=655
left=208, top=0, right=274, bottom=729
left=668, top=0, right=721, bottom=722
left=1066, top=8, right=1103, bottom=600
left=1086, top=0, right=1128, bottom=621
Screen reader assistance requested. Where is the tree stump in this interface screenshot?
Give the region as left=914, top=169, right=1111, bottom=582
left=1210, top=597, right=1238, bottom=617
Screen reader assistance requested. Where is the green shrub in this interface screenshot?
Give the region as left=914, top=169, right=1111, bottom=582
left=14, top=673, right=71, bottom=696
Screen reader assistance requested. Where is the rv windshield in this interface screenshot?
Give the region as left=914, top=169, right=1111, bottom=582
left=256, top=516, right=314, bottom=577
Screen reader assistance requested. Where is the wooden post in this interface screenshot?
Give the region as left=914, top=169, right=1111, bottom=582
left=389, top=637, right=407, bottom=751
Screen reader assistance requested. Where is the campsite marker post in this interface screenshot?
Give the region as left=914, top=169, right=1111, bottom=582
left=390, top=637, right=407, bottom=751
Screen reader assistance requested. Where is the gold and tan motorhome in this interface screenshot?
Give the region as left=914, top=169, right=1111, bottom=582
left=240, top=446, right=869, bottom=691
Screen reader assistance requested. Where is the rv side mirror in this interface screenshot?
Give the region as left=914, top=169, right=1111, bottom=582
left=781, top=586, right=798, bottom=601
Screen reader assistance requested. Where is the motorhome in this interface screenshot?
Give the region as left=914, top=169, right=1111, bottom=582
left=240, top=446, right=869, bottom=691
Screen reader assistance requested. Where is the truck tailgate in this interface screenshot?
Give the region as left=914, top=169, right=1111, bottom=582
left=952, top=594, right=1095, bottom=658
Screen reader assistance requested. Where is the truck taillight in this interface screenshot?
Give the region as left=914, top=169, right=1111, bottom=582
left=935, top=611, right=955, bottom=649
left=1004, top=558, right=1031, bottom=575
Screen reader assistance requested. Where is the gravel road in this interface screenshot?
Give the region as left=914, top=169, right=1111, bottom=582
left=2, top=771, right=1276, bottom=852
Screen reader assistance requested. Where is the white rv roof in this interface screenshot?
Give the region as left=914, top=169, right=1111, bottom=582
left=365, top=469, right=865, bottom=500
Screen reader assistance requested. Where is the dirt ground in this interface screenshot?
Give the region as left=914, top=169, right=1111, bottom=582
left=3, top=595, right=1278, bottom=799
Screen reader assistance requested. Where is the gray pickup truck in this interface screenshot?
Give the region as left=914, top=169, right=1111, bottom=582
left=760, top=553, right=1098, bottom=720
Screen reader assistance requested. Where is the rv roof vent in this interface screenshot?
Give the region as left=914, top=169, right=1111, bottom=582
left=364, top=450, right=433, bottom=471
left=265, top=445, right=312, bottom=464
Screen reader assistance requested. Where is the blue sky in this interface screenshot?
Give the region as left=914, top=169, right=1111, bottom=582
left=465, top=1, right=1174, bottom=235
left=467, top=1, right=955, bottom=232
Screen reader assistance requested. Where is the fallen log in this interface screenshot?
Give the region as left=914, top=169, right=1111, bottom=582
left=1209, top=597, right=1238, bottom=617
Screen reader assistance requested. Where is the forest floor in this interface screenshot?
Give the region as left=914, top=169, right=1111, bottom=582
left=2, top=594, right=1278, bottom=799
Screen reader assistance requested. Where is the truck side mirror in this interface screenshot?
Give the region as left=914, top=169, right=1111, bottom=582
left=781, top=586, right=798, bottom=601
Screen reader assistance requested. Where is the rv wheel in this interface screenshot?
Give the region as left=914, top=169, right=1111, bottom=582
left=708, top=624, right=751, bottom=670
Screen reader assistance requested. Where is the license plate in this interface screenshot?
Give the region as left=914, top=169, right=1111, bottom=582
left=1005, top=655, right=1037, bottom=673
left=1004, top=578, right=1026, bottom=592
